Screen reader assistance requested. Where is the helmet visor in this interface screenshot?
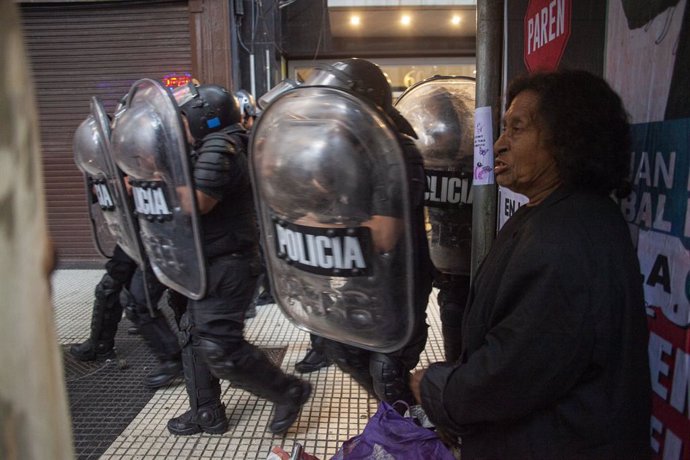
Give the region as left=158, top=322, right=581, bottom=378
left=172, top=84, right=198, bottom=109
left=257, top=78, right=300, bottom=110
left=303, top=66, right=349, bottom=89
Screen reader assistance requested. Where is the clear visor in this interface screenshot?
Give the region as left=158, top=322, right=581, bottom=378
left=172, top=84, right=197, bottom=108
left=257, top=78, right=300, bottom=110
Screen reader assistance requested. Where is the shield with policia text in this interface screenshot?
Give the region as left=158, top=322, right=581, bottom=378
left=110, top=78, right=206, bottom=300
left=395, top=76, right=476, bottom=275
left=250, top=86, right=415, bottom=352
left=73, top=97, right=145, bottom=264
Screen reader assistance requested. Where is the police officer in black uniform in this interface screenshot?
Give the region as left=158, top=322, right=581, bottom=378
left=72, top=99, right=182, bottom=389
left=395, top=78, right=476, bottom=363
left=235, top=88, right=274, bottom=315
left=235, top=88, right=258, bottom=131
left=70, top=244, right=137, bottom=361
left=305, top=59, right=433, bottom=406
left=166, top=84, right=312, bottom=435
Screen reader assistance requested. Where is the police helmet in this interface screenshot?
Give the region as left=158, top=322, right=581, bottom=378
left=173, top=83, right=241, bottom=140
left=235, top=89, right=257, bottom=118
left=304, top=58, right=392, bottom=111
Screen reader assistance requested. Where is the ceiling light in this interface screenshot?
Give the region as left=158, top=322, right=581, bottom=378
left=350, top=15, right=361, bottom=26
left=451, top=15, right=461, bottom=25
left=400, top=14, right=411, bottom=26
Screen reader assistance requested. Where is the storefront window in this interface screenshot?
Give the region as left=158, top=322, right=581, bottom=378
left=290, top=57, right=476, bottom=99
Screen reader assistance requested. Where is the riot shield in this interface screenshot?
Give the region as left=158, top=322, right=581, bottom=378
left=110, top=78, right=206, bottom=300
left=73, top=97, right=145, bottom=265
left=83, top=176, right=115, bottom=258
left=395, top=76, right=476, bottom=275
left=250, top=86, right=414, bottom=353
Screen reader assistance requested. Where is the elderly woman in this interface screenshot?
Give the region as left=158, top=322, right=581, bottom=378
left=411, top=70, right=651, bottom=459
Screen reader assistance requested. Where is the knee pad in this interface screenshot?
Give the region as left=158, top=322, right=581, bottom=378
left=95, top=273, right=122, bottom=302
left=195, top=337, right=245, bottom=380
left=369, top=353, right=412, bottom=404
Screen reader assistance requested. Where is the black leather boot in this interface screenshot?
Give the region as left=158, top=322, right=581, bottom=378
left=69, top=338, right=115, bottom=361
left=268, top=379, right=312, bottom=434
left=323, top=339, right=376, bottom=397
left=70, top=273, right=124, bottom=361
left=168, top=314, right=228, bottom=435
left=197, top=339, right=312, bottom=434
left=167, top=404, right=228, bottom=435
left=294, top=348, right=333, bottom=373
left=135, top=314, right=183, bottom=388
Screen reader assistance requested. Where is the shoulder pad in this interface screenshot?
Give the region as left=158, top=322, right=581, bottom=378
left=194, top=138, right=234, bottom=189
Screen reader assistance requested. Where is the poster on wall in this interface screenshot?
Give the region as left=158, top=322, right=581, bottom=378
left=506, top=0, right=607, bottom=80
left=607, top=1, right=690, bottom=458
left=505, top=0, right=690, bottom=458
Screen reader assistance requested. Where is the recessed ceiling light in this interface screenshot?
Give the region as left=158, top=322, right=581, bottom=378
left=400, top=14, right=411, bottom=26
left=451, top=15, right=461, bottom=25
left=350, top=15, right=361, bottom=26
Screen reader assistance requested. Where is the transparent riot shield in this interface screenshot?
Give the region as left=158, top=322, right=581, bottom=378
left=83, top=176, right=115, bottom=259
left=73, top=97, right=145, bottom=265
left=110, top=78, right=206, bottom=300
left=395, top=76, right=476, bottom=275
left=250, top=86, right=414, bottom=353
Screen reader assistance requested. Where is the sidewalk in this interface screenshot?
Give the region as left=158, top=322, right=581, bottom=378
left=52, top=269, right=444, bottom=460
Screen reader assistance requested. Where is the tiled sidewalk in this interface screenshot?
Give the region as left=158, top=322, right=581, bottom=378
left=52, top=269, right=444, bottom=460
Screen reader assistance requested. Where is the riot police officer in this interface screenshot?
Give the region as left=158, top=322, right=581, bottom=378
left=70, top=244, right=137, bottom=361
left=235, top=87, right=274, bottom=315
left=287, top=58, right=433, bottom=406
left=395, top=77, right=476, bottom=363
left=72, top=97, right=182, bottom=388
left=235, top=88, right=258, bottom=131
left=166, top=83, right=311, bottom=435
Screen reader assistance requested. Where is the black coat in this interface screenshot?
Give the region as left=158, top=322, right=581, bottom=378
left=420, top=187, right=651, bottom=459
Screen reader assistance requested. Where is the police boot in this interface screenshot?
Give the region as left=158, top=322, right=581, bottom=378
left=323, top=340, right=376, bottom=397
left=295, top=335, right=333, bottom=373
left=70, top=273, right=124, bottom=361
left=130, top=311, right=183, bottom=388
left=440, top=301, right=464, bottom=363
left=294, top=348, right=332, bottom=373
left=370, top=353, right=415, bottom=407
left=197, top=339, right=312, bottom=434
left=69, top=338, right=115, bottom=361
left=168, top=342, right=228, bottom=435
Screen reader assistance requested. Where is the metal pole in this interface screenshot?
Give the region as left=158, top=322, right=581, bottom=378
left=471, top=0, right=503, bottom=278
left=229, top=0, right=240, bottom=90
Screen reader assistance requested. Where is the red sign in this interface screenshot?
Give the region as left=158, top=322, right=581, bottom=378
left=524, top=0, right=572, bottom=72
left=162, top=73, right=192, bottom=91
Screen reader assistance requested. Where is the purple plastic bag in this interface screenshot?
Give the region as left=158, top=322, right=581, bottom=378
left=331, top=401, right=455, bottom=460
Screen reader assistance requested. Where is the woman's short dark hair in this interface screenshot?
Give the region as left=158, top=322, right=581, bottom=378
left=506, top=70, right=632, bottom=197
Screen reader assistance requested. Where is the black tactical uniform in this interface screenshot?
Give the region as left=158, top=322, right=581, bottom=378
left=167, top=84, right=311, bottom=436
left=301, top=59, right=433, bottom=406
left=122, top=265, right=183, bottom=388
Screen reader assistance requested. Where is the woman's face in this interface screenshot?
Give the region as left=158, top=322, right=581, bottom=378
left=493, top=90, right=561, bottom=203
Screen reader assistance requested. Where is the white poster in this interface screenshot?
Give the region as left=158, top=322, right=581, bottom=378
left=497, top=187, right=529, bottom=229
left=473, top=106, right=495, bottom=185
